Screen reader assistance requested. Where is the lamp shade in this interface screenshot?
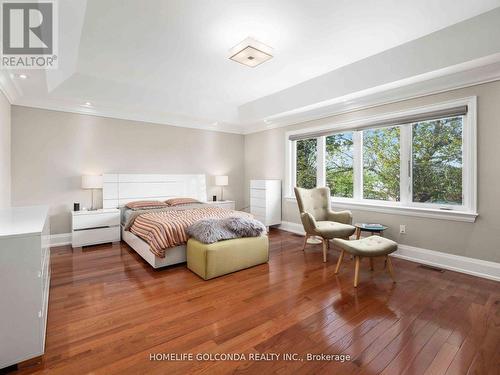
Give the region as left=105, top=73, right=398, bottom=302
left=81, top=175, right=103, bottom=189
left=215, top=175, right=228, bottom=186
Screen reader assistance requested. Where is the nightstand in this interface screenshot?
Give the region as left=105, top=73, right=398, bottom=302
left=206, top=200, right=236, bottom=210
left=71, top=209, right=120, bottom=248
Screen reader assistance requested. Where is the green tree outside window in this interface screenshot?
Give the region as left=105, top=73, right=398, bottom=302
left=412, top=116, right=463, bottom=204
left=296, top=138, right=317, bottom=189
left=326, top=133, right=353, bottom=198
left=363, top=126, right=401, bottom=201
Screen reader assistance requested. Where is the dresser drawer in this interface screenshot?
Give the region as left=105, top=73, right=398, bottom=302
left=72, top=226, right=120, bottom=247
left=250, top=189, right=266, bottom=199
left=250, top=206, right=267, bottom=217
left=250, top=180, right=268, bottom=189
left=73, top=212, right=120, bottom=230
left=250, top=197, right=267, bottom=208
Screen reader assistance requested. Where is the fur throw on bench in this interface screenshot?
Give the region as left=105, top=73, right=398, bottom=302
left=186, top=216, right=266, bottom=244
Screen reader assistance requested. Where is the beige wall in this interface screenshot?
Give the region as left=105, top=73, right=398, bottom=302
left=11, top=106, right=245, bottom=234
left=0, top=91, right=10, bottom=208
left=245, top=80, right=500, bottom=263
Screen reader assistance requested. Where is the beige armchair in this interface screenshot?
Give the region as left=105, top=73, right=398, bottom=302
left=294, top=187, right=355, bottom=262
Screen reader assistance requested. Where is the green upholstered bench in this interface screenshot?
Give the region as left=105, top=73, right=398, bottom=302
left=187, top=236, right=269, bottom=280
left=333, top=236, right=398, bottom=287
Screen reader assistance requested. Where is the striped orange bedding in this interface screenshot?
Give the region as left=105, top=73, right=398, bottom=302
left=129, top=206, right=251, bottom=257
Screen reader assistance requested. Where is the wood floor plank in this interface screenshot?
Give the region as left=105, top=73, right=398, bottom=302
left=7, top=229, right=499, bottom=375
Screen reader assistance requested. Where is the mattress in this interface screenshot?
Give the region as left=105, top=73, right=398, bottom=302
left=130, top=207, right=251, bottom=258
left=123, top=205, right=251, bottom=258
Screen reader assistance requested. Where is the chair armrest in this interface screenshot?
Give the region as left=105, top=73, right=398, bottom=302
left=300, top=212, right=318, bottom=234
left=327, top=210, right=353, bottom=225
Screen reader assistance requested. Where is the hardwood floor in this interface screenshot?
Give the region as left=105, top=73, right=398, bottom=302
left=8, top=229, right=500, bottom=375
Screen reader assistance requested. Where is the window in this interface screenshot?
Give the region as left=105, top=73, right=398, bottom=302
left=412, top=116, right=463, bottom=205
left=363, top=126, right=400, bottom=201
left=287, top=98, right=477, bottom=221
left=295, top=138, right=317, bottom=189
left=326, top=132, right=353, bottom=198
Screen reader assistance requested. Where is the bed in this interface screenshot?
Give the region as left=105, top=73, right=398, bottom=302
left=103, top=173, right=243, bottom=268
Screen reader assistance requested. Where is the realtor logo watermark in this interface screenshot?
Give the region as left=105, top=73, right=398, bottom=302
left=1, top=0, right=58, bottom=69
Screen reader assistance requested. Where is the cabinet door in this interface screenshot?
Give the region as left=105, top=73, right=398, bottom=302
left=0, top=235, right=43, bottom=368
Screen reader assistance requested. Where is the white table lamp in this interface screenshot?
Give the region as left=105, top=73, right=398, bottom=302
left=81, top=175, right=103, bottom=210
left=215, top=175, right=228, bottom=201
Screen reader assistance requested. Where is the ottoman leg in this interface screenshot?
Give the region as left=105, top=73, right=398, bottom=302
left=322, top=239, right=328, bottom=262
left=354, top=256, right=361, bottom=287
left=334, top=250, right=345, bottom=274
left=386, top=255, right=396, bottom=282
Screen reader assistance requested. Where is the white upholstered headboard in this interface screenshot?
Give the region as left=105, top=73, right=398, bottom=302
left=102, top=174, right=207, bottom=209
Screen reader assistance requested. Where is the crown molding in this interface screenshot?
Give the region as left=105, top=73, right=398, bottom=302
left=242, top=54, right=500, bottom=134
left=12, top=97, right=246, bottom=135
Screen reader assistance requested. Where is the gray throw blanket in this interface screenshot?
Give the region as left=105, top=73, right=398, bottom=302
left=186, top=216, right=266, bottom=244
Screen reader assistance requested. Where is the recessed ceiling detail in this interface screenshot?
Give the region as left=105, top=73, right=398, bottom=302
left=1, top=1, right=500, bottom=134
left=229, top=37, right=273, bottom=67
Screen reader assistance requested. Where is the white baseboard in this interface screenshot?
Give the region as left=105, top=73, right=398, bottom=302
left=278, top=221, right=305, bottom=235
left=50, top=233, right=72, bottom=247
left=393, top=244, right=500, bottom=282
left=278, top=221, right=500, bottom=282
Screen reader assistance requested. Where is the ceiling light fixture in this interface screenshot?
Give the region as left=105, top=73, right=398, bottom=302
left=84, top=102, right=92, bottom=106
left=16, top=74, right=28, bottom=79
left=229, top=37, right=273, bottom=67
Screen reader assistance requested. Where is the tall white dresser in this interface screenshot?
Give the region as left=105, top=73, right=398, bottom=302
left=0, top=206, right=50, bottom=369
left=250, top=180, right=281, bottom=227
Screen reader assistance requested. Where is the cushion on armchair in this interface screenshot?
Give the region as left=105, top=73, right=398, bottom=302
left=295, top=186, right=355, bottom=238
left=315, top=221, right=356, bottom=238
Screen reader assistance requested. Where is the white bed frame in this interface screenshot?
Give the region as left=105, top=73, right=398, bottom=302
left=103, top=174, right=207, bottom=268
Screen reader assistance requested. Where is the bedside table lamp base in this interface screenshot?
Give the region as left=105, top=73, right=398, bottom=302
left=215, top=175, right=229, bottom=202
left=90, top=189, right=95, bottom=211
left=81, top=175, right=103, bottom=212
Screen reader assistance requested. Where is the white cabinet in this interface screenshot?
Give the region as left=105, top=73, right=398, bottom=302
left=205, top=200, right=236, bottom=210
left=72, top=209, right=120, bottom=248
left=250, top=180, right=281, bottom=227
left=0, top=206, right=50, bottom=369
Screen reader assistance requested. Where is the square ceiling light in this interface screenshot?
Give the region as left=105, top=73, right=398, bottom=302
left=229, top=37, right=273, bottom=67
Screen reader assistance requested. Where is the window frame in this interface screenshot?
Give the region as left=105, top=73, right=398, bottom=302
left=286, top=97, right=477, bottom=222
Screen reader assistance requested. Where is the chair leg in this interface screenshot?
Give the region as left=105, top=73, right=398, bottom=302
left=369, top=257, right=374, bottom=271
left=302, top=235, right=309, bottom=251
left=334, top=250, right=345, bottom=274
left=354, top=256, right=361, bottom=287
left=322, top=239, right=328, bottom=263
left=386, top=255, right=396, bottom=283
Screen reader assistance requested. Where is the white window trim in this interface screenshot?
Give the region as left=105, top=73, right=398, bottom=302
left=285, top=96, right=478, bottom=223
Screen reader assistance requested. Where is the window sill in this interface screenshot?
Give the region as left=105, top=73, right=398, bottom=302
left=283, top=197, right=478, bottom=223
